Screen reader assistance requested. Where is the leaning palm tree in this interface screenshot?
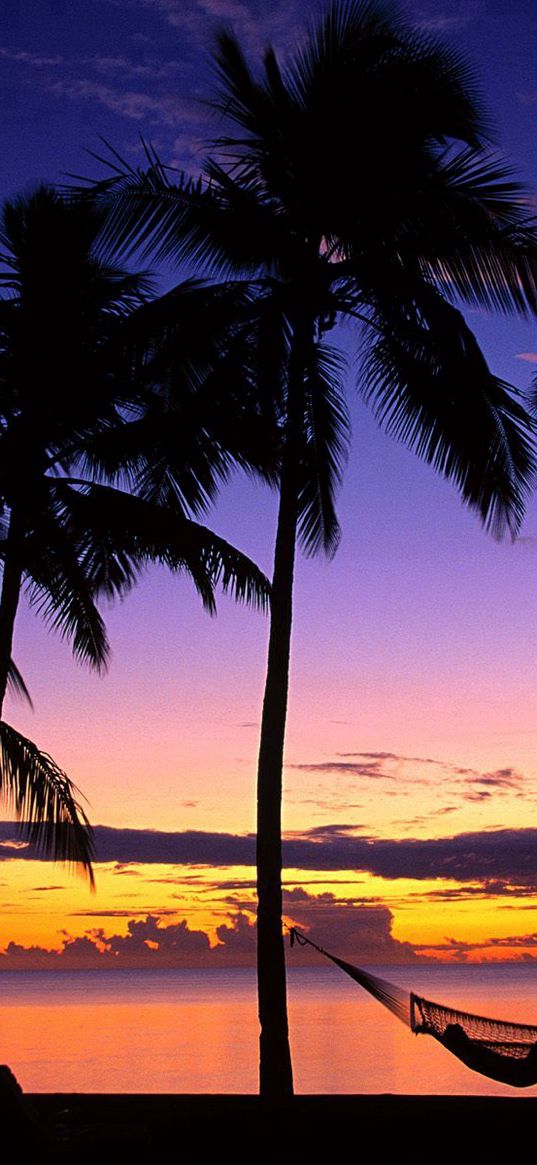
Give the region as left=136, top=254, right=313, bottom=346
left=87, top=0, right=537, bottom=1094
left=0, top=186, right=271, bottom=881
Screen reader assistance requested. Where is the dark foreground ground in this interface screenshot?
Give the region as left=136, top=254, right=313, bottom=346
left=18, top=1094, right=537, bottom=1164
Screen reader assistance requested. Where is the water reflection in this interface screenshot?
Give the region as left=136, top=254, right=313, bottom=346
left=1, top=965, right=536, bottom=1094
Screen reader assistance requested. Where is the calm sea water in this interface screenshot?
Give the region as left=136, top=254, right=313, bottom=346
left=1, top=963, right=537, bottom=1094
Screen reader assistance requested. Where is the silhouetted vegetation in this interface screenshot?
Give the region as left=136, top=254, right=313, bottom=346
left=0, top=186, right=271, bottom=879
left=35, top=0, right=537, bottom=1093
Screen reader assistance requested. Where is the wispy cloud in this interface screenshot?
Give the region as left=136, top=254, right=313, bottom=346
left=0, top=47, right=64, bottom=67
left=288, top=761, right=396, bottom=779
left=31, top=885, right=65, bottom=892
left=410, top=1, right=484, bottom=32
left=47, top=78, right=192, bottom=126
left=289, top=750, right=526, bottom=805
left=461, top=768, right=524, bottom=802
left=70, top=906, right=184, bottom=918
left=107, top=0, right=303, bottom=55
left=0, top=40, right=206, bottom=149
left=89, top=54, right=185, bottom=81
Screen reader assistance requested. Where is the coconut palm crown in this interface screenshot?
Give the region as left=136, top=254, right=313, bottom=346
left=0, top=185, right=271, bottom=882
left=86, top=0, right=537, bottom=1094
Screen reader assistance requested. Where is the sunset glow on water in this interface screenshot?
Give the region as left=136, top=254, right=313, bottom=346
left=3, top=966, right=537, bottom=1095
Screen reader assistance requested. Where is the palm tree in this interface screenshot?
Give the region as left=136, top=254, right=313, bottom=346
left=0, top=186, right=271, bottom=880
left=87, top=0, right=537, bottom=1095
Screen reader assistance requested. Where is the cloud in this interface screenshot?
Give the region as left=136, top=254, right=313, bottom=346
left=0, top=910, right=257, bottom=969
left=70, top=907, right=184, bottom=918
left=289, top=761, right=396, bottom=779
left=89, top=54, right=185, bottom=81
left=411, top=930, right=537, bottom=961
left=2, top=821, right=537, bottom=889
left=410, top=1, right=483, bottom=32
left=0, top=39, right=206, bottom=153
left=3, top=883, right=537, bottom=968
left=284, top=888, right=430, bottom=964
left=460, top=768, right=524, bottom=804
left=291, top=750, right=461, bottom=784
left=0, top=47, right=64, bottom=67
left=516, top=352, right=537, bottom=362
left=0, top=914, right=211, bottom=970
left=108, top=914, right=211, bottom=959
left=0, top=893, right=427, bottom=968
left=467, top=768, right=522, bottom=791
left=107, top=0, right=304, bottom=55
left=339, top=751, right=440, bottom=764
left=290, top=751, right=526, bottom=810
left=47, top=78, right=192, bottom=126
left=402, top=880, right=537, bottom=902
left=214, top=911, right=256, bottom=959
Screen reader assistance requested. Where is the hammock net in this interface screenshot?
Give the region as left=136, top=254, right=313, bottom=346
left=290, top=928, right=537, bottom=1087
left=411, top=993, right=537, bottom=1056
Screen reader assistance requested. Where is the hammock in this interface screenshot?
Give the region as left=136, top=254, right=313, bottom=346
left=290, top=928, right=537, bottom=1088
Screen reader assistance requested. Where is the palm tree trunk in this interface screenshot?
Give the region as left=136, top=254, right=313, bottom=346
left=0, top=507, right=25, bottom=718
left=256, top=318, right=309, bottom=1099
left=256, top=461, right=297, bottom=1097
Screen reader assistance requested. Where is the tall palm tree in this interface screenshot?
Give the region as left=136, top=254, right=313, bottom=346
left=87, top=0, right=537, bottom=1095
left=0, top=186, right=271, bottom=880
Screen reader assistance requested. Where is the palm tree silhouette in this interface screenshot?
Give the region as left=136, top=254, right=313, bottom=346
left=0, top=186, right=270, bottom=881
left=87, top=0, right=537, bottom=1094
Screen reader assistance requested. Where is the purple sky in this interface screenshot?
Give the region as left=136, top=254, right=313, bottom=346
left=2, top=0, right=537, bottom=963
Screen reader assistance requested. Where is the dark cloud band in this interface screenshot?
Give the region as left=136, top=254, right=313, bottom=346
left=1, top=822, right=537, bottom=885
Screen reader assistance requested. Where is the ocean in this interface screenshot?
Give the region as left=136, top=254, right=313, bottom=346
left=1, top=963, right=537, bottom=1094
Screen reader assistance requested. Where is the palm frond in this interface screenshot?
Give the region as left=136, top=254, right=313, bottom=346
left=414, top=150, right=537, bottom=316
left=298, top=343, right=350, bottom=557
left=208, top=1, right=489, bottom=237
left=55, top=481, right=271, bottom=614
left=530, top=372, right=537, bottom=417
left=86, top=146, right=288, bottom=278
left=7, top=659, right=33, bottom=709
left=211, top=31, right=270, bottom=136
left=0, top=721, right=94, bottom=884
left=361, top=290, right=537, bottom=538
left=78, top=279, right=282, bottom=507
left=0, top=184, right=152, bottom=312
left=22, top=516, right=110, bottom=672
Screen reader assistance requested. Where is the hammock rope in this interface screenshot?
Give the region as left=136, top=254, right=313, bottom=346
left=289, top=927, right=537, bottom=1088
left=290, top=926, right=411, bottom=1027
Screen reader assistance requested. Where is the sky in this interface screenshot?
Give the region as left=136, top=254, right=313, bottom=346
left=1, top=0, right=537, bottom=969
